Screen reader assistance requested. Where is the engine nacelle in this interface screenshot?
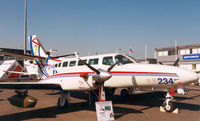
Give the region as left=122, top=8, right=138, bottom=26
left=8, top=95, right=37, bottom=108
left=177, top=88, right=185, bottom=95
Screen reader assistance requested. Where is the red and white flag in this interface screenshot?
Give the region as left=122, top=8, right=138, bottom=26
left=129, top=48, right=133, bottom=53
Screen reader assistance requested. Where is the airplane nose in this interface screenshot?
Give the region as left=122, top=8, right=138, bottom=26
left=190, top=71, right=199, bottom=83
left=178, top=68, right=199, bottom=84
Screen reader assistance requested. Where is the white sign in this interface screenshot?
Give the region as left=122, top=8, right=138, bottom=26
left=95, top=101, right=114, bottom=121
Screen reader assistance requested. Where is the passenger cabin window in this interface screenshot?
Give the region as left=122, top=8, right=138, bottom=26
left=89, top=58, right=99, bottom=65
left=78, top=60, right=87, bottom=66
left=115, top=55, right=132, bottom=65
left=63, top=61, right=68, bottom=67
left=69, top=61, right=76, bottom=67
left=103, top=56, right=113, bottom=65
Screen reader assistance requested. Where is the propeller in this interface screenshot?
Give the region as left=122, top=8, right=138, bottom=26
left=77, top=53, right=118, bottom=101
left=158, top=58, right=179, bottom=66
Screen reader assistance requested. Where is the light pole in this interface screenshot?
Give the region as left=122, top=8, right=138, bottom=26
left=24, top=0, right=27, bottom=55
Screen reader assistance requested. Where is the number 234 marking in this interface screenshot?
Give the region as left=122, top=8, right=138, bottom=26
left=158, top=78, right=174, bottom=84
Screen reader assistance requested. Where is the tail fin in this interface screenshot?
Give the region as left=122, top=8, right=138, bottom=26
left=30, top=35, right=48, bottom=58
left=29, top=35, right=50, bottom=78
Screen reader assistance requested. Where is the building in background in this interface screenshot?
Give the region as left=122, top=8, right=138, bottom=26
left=155, top=44, right=200, bottom=72
left=138, top=58, right=157, bottom=64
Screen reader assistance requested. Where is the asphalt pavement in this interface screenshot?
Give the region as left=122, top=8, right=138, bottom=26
left=0, top=85, right=199, bottom=121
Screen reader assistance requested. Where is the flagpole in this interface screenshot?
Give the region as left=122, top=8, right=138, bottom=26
left=175, top=40, right=178, bottom=61
left=116, top=48, right=121, bottom=54
left=24, top=0, right=27, bottom=55
left=145, top=44, right=147, bottom=61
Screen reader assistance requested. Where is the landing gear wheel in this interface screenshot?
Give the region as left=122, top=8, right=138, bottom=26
left=120, top=89, right=130, bottom=99
left=57, top=97, right=68, bottom=109
left=162, top=102, right=174, bottom=112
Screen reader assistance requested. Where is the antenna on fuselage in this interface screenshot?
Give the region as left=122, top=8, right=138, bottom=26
left=74, top=52, right=79, bottom=59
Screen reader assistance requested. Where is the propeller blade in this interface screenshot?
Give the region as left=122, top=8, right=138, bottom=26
left=173, top=58, right=179, bottom=66
left=107, top=61, right=119, bottom=72
left=79, top=58, right=100, bottom=74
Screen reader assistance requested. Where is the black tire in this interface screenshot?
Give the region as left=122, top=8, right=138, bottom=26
left=57, top=98, right=68, bottom=109
left=120, top=89, right=130, bottom=99
left=162, top=102, right=174, bottom=112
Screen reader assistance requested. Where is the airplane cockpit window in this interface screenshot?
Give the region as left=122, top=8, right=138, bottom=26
left=55, top=64, right=58, bottom=67
left=69, top=61, right=76, bottom=67
left=63, top=61, right=68, bottom=67
left=58, top=63, right=61, bottom=67
left=78, top=59, right=87, bottom=66
left=103, top=56, right=114, bottom=65
left=89, top=58, right=98, bottom=65
left=115, top=55, right=133, bottom=64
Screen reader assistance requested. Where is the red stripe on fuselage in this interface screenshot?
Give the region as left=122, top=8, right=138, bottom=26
left=45, top=71, right=177, bottom=79
left=32, top=55, right=61, bottom=62
left=49, top=58, right=62, bottom=62
left=47, top=72, right=95, bottom=78
left=110, top=71, right=177, bottom=75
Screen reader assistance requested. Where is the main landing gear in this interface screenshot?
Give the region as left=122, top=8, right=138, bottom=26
left=57, top=91, right=70, bottom=109
left=162, top=92, right=175, bottom=112
left=120, top=88, right=133, bottom=99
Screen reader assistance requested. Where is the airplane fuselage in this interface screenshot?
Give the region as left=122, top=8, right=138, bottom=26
left=40, top=53, right=198, bottom=91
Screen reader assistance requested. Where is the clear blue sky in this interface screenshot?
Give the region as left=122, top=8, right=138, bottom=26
left=0, top=0, right=200, bottom=58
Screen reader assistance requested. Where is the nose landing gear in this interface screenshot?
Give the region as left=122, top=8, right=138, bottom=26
left=162, top=92, right=174, bottom=112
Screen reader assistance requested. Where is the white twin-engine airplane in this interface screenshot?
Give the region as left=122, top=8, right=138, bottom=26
left=0, top=35, right=199, bottom=112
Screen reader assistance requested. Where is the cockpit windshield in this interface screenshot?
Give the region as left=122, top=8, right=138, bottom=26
left=115, top=55, right=134, bottom=64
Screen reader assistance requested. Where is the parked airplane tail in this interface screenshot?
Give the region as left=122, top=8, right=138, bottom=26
left=29, top=35, right=50, bottom=78
left=0, top=60, right=23, bottom=80
left=30, top=35, right=48, bottom=58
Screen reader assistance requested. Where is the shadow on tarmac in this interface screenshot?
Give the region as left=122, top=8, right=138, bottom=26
left=0, top=89, right=199, bottom=121
left=0, top=101, right=142, bottom=121
left=0, top=90, right=4, bottom=101
left=174, top=94, right=200, bottom=101
left=71, top=91, right=200, bottom=112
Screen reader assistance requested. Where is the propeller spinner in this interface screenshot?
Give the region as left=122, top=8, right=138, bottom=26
left=77, top=54, right=117, bottom=101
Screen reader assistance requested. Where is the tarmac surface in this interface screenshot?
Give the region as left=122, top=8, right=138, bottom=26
left=0, top=85, right=199, bottom=121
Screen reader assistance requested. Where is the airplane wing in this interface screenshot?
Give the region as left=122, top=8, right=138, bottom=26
left=0, top=82, right=62, bottom=90
left=0, top=51, right=46, bottom=60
